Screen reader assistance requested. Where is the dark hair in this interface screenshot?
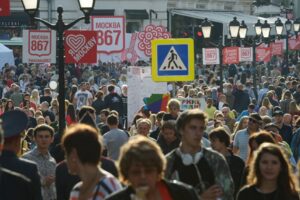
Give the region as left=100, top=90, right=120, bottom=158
left=176, top=109, right=207, bottom=131
left=78, top=106, right=95, bottom=120
left=78, top=106, right=97, bottom=129
left=107, top=114, right=118, bottom=126
left=247, top=131, right=276, bottom=166
left=107, top=85, right=115, bottom=92
left=33, top=124, right=55, bottom=137
left=209, top=127, right=230, bottom=147
left=62, top=124, right=102, bottom=165
left=67, top=103, right=76, bottom=122
left=161, top=120, right=176, bottom=133
left=156, top=111, right=165, bottom=120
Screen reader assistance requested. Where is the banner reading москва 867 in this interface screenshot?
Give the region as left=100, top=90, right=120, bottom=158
left=22, top=30, right=56, bottom=63
left=91, top=16, right=125, bottom=54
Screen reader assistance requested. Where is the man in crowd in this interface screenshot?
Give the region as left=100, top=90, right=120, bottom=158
left=104, top=85, right=124, bottom=121
left=73, top=82, right=93, bottom=111
left=0, top=110, right=42, bottom=200
left=165, top=109, right=234, bottom=200
left=273, top=110, right=293, bottom=145
left=103, top=114, right=129, bottom=160
left=233, top=113, right=262, bottom=161
left=23, top=124, right=56, bottom=200
left=0, top=110, right=35, bottom=200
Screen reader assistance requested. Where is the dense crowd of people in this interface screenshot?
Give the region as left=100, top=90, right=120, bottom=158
left=0, top=52, right=300, bottom=200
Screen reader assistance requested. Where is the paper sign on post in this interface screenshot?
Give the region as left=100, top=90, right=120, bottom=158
left=222, top=47, right=239, bottom=64
left=22, top=30, right=56, bottom=64
left=239, top=47, right=253, bottom=62
left=270, top=42, right=283, bottom=55
left=64, top=30, right=97, bottom=64
left=91, top=16, right=125, bottom=54
left=203, top=48, right=220, bottom=65
left=288, top=38, right=300, bottom=50
left=256, top=47, right=271, bottom=62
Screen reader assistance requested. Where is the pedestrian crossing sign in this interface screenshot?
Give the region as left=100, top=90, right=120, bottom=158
left=151, top=38, right=194, bottom=82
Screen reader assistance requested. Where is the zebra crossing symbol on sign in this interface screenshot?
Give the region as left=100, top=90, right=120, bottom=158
left=159, top=46, right=187, bottom=71
left=152, top=38, right=194, bottom=82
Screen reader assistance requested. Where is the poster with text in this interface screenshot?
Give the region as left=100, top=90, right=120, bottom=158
left=91, top=16, right=125, bottom=54
left=222, top=47, right=239, bottom=64
left=239, top=47, right=253, bottom=62
left=64, top=30, right=97, bottom=63
left=270, top=42, right=283, bottom=55
left=22, top=30, right=56, bottom=63
left=256, top=47, right=271, bottom=62
left=203, top=48, right=220, bottom=65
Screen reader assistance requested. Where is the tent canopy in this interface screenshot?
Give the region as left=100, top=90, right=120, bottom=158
left=0, top=43, right=14, bottom=69
left=170, top=9, right=288, bottom=36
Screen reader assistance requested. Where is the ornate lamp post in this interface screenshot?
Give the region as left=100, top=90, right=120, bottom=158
left=21, top=0, right=95, bottom=135
left=231, top=18, right=283, bottom=99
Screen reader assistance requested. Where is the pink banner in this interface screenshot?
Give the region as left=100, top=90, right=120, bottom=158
left=222, top=47, right=239, bottom=64
left=256, top=47, right=271, bottom=62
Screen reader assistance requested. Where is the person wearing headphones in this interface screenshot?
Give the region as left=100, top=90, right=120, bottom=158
left=165, top=109, right=234, bottom=200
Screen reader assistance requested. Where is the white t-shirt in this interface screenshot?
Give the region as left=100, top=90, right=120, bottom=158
left=74, top=90, right=93, bottom=110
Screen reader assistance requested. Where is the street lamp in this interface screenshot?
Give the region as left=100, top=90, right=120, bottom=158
left=201, top=18, right=212, bottom=39
left=201, top=18, right=224, bottom=92
left=21, top=0, right=95, bottom=135
left=239, top=21, right=248, bottom=39
left=261, top=20, right=271, bottom=39
left=294, top=18, right=300, bottom=33
left=234, top=19, right=283, bottom=99
left=229, top=17, right=240, bottom=38
left=275, top=18, right=284, bottom=36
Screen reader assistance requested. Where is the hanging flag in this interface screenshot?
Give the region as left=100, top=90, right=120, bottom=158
left=0, top=0, right=10, bottom=16
left=143, top=94, right=170, bottom=113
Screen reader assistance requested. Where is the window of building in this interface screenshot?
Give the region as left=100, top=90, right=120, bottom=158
left=126, top=21, right=141, bottom=33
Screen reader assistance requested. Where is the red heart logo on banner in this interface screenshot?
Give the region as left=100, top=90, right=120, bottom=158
left=66, top=34, right=86, bottom=53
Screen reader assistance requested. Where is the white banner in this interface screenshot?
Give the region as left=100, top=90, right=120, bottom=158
left=91, top=16, right=125, bottom=54
left=22, top=30, right=56, bottom=64
left=239, top=47, right=253, bottom=62
left=127, top=66, right=167, bottom=126
left=203, top=48, right=220, bottom=65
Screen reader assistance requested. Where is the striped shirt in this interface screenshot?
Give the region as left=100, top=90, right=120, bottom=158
left=69, top=172, right=122, bottom=200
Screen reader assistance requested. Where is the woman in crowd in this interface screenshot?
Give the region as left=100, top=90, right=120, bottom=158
left=129, top=114, right=143, bottom=136
left=237, top=143, right=299, bottom=200
left=261, top=97, right=273, bottom=117
left=4, top=99, right=14, bottom=112
left=231, top=116, right=249, bottom=140
left=62, top=124, right=122, bottom=200
left=156, top=120, right=180, bottom=154
left=66, top=103, right=77, bottom=126
left=30, top=89, right=40, bottom=106
left=289, top=100, right=300, bottom=119
left=162, top=99, right=181, bottom=122
left=280, top=90, right=293, bottom=114
left=106, top=136, right=199, bottom=200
